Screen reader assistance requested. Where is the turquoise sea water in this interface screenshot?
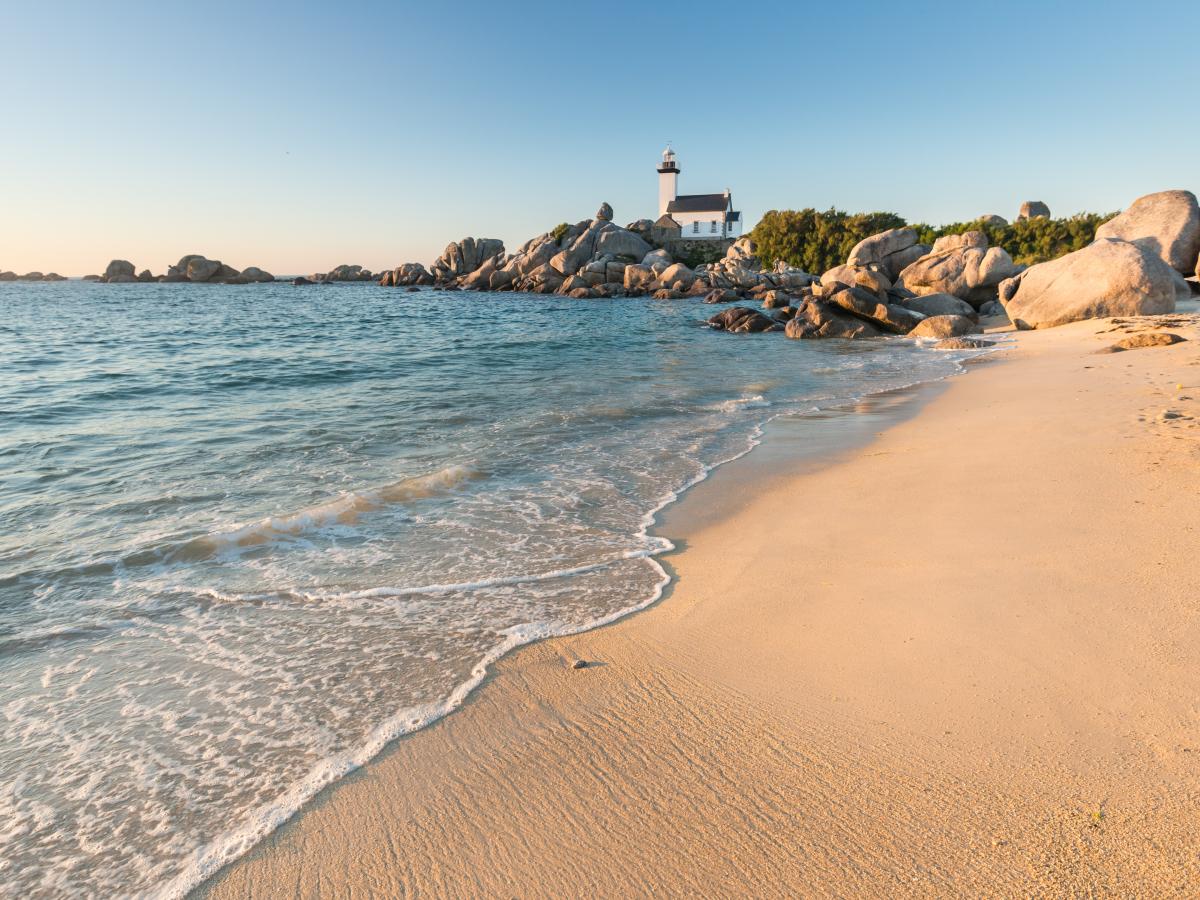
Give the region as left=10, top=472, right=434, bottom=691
left=0, top=282, right=975, bottom=897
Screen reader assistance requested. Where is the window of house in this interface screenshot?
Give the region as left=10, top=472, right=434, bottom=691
left=692, top=221, right=699, bottom=233
left=710, top=221, right=718, bottom=233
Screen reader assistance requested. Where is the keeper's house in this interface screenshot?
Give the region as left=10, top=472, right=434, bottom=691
left=653, top=145, right=742, bottom=241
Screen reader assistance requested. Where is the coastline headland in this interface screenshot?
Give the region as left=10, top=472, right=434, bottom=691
left=377, top=189, right=1200, bottom=342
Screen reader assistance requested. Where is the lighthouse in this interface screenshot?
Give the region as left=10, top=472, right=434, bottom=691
left=653, top=145, right=743, bottom=241
left=657, top=145, right=679, bottom=217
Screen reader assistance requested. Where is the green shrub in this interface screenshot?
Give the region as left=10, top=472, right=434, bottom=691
left=750, top=208, right=1117, bottom=272
left=913, top=214, right=1116, bottom=267
left=550, top=222, right=570, bottom=243
left=750, top=209, right=907, bottom=273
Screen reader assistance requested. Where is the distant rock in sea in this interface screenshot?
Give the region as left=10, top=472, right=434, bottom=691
left=90, top=255, right=275, bottom=284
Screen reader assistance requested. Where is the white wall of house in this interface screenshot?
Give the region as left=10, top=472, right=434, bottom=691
left=672, top=210, right=742, bottom=240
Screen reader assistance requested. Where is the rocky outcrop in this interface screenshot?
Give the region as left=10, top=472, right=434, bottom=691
left=240, top=267, right=275, bottom=283
left=594, top=226, right=652, bottom=261
left=89, top=254, right=277, bottom=284
left=105, top=260, right=135, bottom=280
left=821, top=284, right=922, bottom=334
left=431, top=239, right=504, bottom=282
left=897, top=231, right=1019, bottom=308
left=187, top=257, right=222, bottom=282
left=999, top=239, right=1177, bottom=329
left=596, top=202, right=613, bottom=222
left=978, top=214, right=1008, bottom=227
left=896, top=292, right=977, bottom=320
left=707, top=306, right=775, bottom=333
left=2, top=271, right=65, bottom=281
left=1093, top=190, right=1200, bottom=275
left=846, top=227, right=930, bottom=281
left=785, top=298, right=883, bottom=340
left=699, top=238, right=815, bottom=293
left=909, top=314, right=980, bottom=339
left=320, top=264, right=375, bottom=282
left=381, top=262, right=434, bottom=287
left=819, top=264, right=892, bottom=301
left=1017, top=201, right=1051, bottom=221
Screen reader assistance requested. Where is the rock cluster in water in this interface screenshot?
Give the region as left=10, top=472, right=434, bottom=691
left=89, top=256, right=276, bottom=284
left=0, top=270, right=67, bottom=281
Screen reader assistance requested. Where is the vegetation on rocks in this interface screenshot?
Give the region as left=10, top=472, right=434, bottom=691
left=914, top=213, right=1116, bottom=267
left=750, top=209, right=907, bottom=273
left=752, top=208, right=1116, bottom=271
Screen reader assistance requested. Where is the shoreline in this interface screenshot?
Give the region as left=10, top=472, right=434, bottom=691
left=181, top=346, right=978, bottom=900
left=200, top=311, right=1200, bottom=897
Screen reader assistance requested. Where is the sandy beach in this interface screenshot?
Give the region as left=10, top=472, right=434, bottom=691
left=201, top=310, right=1200, bottom=898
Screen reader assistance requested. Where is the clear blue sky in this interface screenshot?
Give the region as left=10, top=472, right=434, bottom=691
left=1, top=0, right=1196, bottom=276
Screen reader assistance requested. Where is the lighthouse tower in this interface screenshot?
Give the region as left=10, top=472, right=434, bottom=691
left=657, top=145, right=679, bottom=217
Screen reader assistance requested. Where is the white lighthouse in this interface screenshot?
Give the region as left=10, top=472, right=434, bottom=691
left=654, top=145, right=743, bottom=240
left=657, top=145, right=679, bottom=217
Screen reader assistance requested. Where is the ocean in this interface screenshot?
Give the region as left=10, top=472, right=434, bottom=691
left=0, top=281, right=977, bottom=897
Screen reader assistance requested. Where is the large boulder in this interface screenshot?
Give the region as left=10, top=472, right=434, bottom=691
left=1093, top=190, right=1200, bottom=275
left=324, top=264, right=375, bottom=282
left=657, top=262, right=696, bottom=291
left=104, top=259, right=135, bottom=279
left=623, top=264, right=657, bottom=293
left=241, top=266, right=274, bottom=283
left=186, top=257, right=222, bottom=282
left=820, top=264, right=891, bottom=301
left=847, top=227, right=931, bottom=281
left=1017, top=201, right=1051, bottom=221
left=784, top=299, right=883, bottom=340
left=823, top=285, right=922, bottom=334
left=461, top=255, right=501, bottom=290
left=595, top=202, right=613, bottom=222
left=431, top=238, right=504, bottom=282
left=909, top=315, right=980, bottom=339
left=707, top=306, right=774, bottom=333
left=999, top=239, right=1177, bottom=329
left=978, top=214, right=1008, bottom=227
left=136, top=269, right=155, bottom=282
left=550, top=220, right=607, bottom=276
left=896, top=292, right=977, bottom=320
left=897, top=231, right=1019, bottom=308
left=642, top=248, right=672, bottom=270
left=595, top=226, right=652, bottom=261
left=0, top=271, right=16, bottom=281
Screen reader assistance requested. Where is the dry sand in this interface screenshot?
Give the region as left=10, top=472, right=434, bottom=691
left=201, top=311, right=1200, bottom=899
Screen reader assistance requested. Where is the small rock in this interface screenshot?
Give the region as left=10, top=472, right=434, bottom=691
left=932, top=337, right=993, bottom=350
left=1096, top=332, right=1186, bottom=353
left=572, top=660, right=588, bottom=670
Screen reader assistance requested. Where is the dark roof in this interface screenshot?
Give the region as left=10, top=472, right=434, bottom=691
left=666, top=193, right=728, bottom=213
left=654, top=213, right=681, bottom=228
